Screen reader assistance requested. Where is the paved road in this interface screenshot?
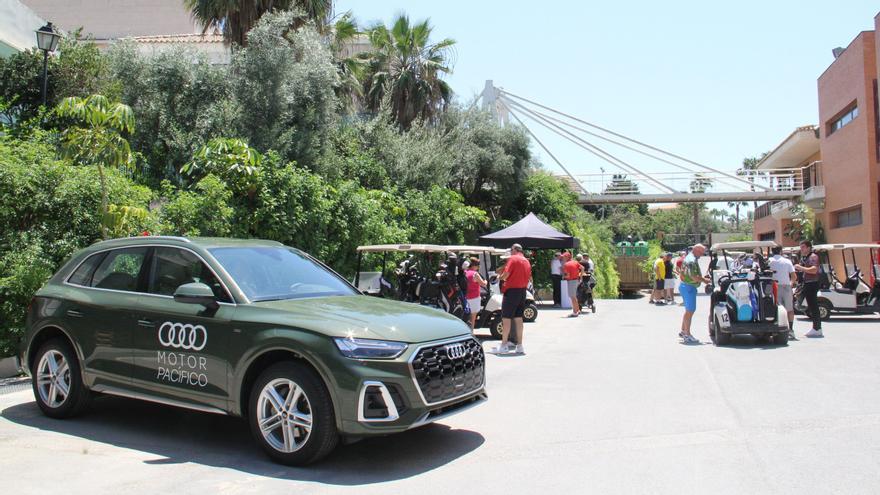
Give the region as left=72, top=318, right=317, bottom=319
left=3, top=294, right=880, bottom=494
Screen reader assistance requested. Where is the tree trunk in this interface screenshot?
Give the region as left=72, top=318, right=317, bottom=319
left=735, top=203, right=740, bottom=230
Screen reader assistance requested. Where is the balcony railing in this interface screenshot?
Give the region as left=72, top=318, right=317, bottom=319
left=755, top=202, right=773, bottom=219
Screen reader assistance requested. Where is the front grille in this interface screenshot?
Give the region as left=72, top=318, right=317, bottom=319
left=411, top=338, right=485, bottom=405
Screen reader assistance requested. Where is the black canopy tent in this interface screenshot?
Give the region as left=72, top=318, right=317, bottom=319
left=478, top=212, right=579, bottom=249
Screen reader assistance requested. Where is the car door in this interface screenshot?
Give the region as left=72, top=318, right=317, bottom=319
left=63, top=246, right=150, bottom=389
left=131, top=246, right=236, bottom=411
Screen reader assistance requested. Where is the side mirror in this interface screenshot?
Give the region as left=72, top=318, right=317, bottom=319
left=173, top=282, right=219, bottom=309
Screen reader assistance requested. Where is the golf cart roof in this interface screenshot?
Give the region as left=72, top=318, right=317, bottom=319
left=813, top=243, right=880, bottom=251
left=710, top=240, right=778, bottom=251
left=442, top=245, right=498, bottom=254
left=356, top=244, right=448, bottom=253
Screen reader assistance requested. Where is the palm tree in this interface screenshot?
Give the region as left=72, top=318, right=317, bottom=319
left=55, top=94, right=136, bottom=238
left=360, top=14, right=455, bottom=129
left=329, top=12, right=365, bottom=112
left=726, top=200, right=747, bottom=230
left=185, top=0, right=332, bottom=46
left=688, top=173, right=713, bottom=237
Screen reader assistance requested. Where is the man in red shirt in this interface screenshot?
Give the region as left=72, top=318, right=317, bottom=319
left=495, top=243, right=532, bottom=354
left=563, top=253, right=584, bottom=316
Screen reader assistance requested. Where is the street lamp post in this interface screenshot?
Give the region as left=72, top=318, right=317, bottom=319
left=35, top=22, right=62, bottom=107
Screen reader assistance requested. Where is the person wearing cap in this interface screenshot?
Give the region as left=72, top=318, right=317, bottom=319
left=679, top=243, right=710, bottom=344
left=494, top=243, right=532, bottom=355
left=663, top=252, right=676, bottom=304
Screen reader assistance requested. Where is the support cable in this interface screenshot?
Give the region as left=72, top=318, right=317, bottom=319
left=497, top=100, right=587, bottom=194
left=499, top=89, right=770, bottom=191
left=501, top=99, right=677, bottom=194
left=501, top=96, right=745, bottom=192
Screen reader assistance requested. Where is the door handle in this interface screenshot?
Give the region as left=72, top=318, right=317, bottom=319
left=66, top=309, right=84, bottom=318
left=137, top=318, right=155, bottom=328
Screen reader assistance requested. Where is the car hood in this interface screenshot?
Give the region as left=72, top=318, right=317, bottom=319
left=249, top=295, right=470, bottom=343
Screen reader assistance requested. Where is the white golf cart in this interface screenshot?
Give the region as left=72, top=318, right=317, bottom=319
left=707, top=241, right=790, bottom=346
left=796, top=243, right=880, bottom=320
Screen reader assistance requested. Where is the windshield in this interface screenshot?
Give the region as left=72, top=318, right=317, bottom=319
left=210, top=246, right=357, bottom=302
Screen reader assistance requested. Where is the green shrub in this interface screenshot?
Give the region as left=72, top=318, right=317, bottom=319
left=157, top=175, right=234, bottom=237
left=0, top=132, right=152, bottom=355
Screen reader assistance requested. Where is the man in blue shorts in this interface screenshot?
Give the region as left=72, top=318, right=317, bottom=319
left=678, top=243, right=710, bottom=344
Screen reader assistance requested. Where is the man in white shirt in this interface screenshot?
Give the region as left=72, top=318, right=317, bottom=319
left=769, top=245, right=797, bottom=338
left=550, top=252, right=563, bottom=307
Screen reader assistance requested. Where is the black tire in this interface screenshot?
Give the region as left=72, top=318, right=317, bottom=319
left=522, top=303, right=538, bottom=322
left=754, top=333, right=771, bottom=345
left=775, top=332, right=789, bottom=346
left=31, top=339, right=90, bottom=419
left=489, top=316, right=503, bottom=339
left=708, top=314, right=716, bottom=343
left=704, top=284, right=713, bottom=295
left=818, top=301, right=832, bottom=321
left=248, top=361, right=338, bottom=466
left=591, top=304, right=596, bottom=314
left=714, top=316, right=731, bottom=346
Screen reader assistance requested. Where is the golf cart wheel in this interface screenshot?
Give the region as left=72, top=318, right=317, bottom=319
left=818, top=301, right=832, bottom=321
left=754, top=333, right=772, bottom=345
left=489, top=317, right=503, bottom=339
left=708, top=314, right=716, bottom=343
left=522, top=303, right=538, bottom=322
left=774, top=332, right=789, bottom=346
left=591, top=304, right=596, bottom=314
left=714, top=316, right=731, bottom=346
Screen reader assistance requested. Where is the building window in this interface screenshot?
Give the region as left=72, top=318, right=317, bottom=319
left=759, top=232, right=776, bottom=241
left=829, top=104, right=858, bottom=134
left=834, top=207, right=862, bottom=228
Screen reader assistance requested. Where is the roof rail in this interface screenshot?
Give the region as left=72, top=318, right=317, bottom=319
left=91, top=235, right=192, bottom=245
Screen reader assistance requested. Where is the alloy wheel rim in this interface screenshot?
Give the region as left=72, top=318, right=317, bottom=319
left=523, top=307, right=536, bottom=319
left=36, top=350, right=70, bottom=408
left=257, top=378, right=313, bottom=453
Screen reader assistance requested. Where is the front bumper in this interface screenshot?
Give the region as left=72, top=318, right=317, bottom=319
left=331, top=335, right=487, bottom=437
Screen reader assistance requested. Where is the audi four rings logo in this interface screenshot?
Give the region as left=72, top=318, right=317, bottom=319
left=158, top=322, right=208, bottom=351
left=445, top=343, right=466, bottom=359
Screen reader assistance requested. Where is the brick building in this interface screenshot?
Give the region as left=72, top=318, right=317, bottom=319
left=754, top=13, right=880, bottom=264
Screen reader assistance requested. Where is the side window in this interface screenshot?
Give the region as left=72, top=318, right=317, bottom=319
left=91, top=248, right=149, bottom=292
left=67, top=252, right=107, bottom=286
left=148, top=247, right=232, bottom=303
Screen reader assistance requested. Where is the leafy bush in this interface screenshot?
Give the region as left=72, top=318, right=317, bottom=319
left=158, top=175, right=234, bottom=237
left=0, top=132, right=152, bottom=355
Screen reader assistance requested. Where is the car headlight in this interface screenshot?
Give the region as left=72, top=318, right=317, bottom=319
left=334, top=337, right=408, bottom=359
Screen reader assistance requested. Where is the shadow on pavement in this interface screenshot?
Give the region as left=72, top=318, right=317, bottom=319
left=2, top=394, right=484, bottom=485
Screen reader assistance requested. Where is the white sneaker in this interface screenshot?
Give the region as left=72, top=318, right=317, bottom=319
left=514, top=344, right=525, bottom=354
left=682, top=335, right=700, bottom=345
left=491, top=343, right=510, bottom=354
left=804, top=329, right=824, bottom=338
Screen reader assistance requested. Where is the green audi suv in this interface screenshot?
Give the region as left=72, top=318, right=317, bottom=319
left=21, top=236, right=486, bottom=465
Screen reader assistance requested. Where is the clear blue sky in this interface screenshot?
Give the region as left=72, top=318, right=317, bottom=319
left=336, top=1, right=879, bottom=189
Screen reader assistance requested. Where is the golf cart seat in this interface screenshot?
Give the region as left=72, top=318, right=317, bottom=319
left=833, top=286, right=854, bottom=295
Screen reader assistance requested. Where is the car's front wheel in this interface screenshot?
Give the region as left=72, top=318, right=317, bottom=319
left=248, top=362, right=338, bottom=465
left=31, top=339, right=90, bottom=418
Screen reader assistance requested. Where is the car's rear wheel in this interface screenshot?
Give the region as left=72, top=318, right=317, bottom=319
left=31, top=339, right=90, bottom=418
left=775, top=332, right=789, bottom=346
left=714, top=316, right=731, bottom=346
left=818, top=301, right=832, bottom=321
left=523, top=303, right=538, bottom=322
left=248, top=362, right=338, bottom=465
